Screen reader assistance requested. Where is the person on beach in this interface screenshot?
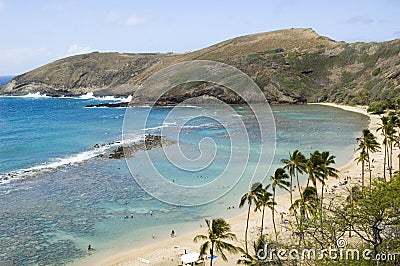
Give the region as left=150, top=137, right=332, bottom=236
left=171, top=230, right=175, bottom=237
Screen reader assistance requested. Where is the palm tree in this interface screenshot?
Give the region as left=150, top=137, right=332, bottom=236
left=270, top=168, right=290, bottom=241
left=254, top=184, right=274, bottom=238
left=345, top=185, right=363, bottom=237
left=194, top=218, right=240, bottom=266
left=290, top=186, right=319, bottom=245
left=237, top=235, right=267, bottom=265
left=318, top=151, right=338, bottom=214
left=281, top=150, right=307, bottom=205
left=358, top=129, right=380, bottom=188
left=393, top=115, right=400, bottom=172
left=395, top=135, right=400, bottom=173
left=355, top=147, right=368, bottom=190
left=387, top=112, right=398, bottom=179
left=290, top=186, right=319, bottom=220
left=398, top=153, right=400, bottom=174
left=378, top=117, right=391, bottom=181
left=239, top=182, right=263, bottom=254
left=305, top=151, right=324, bottom=189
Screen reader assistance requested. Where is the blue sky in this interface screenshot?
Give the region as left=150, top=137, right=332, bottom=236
left=0, top=0, right=399, bottom=75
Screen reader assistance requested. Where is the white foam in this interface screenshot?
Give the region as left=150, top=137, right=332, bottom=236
left=143, top=121, right=217, bottom=132
left=174, top=105, right=203, bottom=108
left=0, top=136, right=144, bottom=185
left=21, top=92, right=50, bottom=98
left=1, top=92, right=132, bottom=101
left=78, top=92, right=132, bottom=102
left=143, top=122, right=177, bottom=132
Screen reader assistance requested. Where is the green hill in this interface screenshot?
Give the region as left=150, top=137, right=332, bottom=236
left=2, top=28, right=400, bottom=105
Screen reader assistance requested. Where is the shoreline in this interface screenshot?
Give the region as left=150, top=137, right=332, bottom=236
left=80, top=103, right=380, bottom=266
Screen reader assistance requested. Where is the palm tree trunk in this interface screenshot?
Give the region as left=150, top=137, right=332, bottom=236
left=296, top=171, right=302, bottom=198
left=293, top=171, right=301, bottom=227
left=398, top=153, right=400, bottom=173
left=368, top=157, right=372, bottom=191
left=383, top=143, right=387, bottom=183
left=387, top=144, right=390, bottom=181
left=361, top=159, right=365, bottom=191
left=272, top=189, right=278, bottom=242
left=320, top=183, right=325, bottom=218
left=349, top=191, right=353, bottom=238
left=244, top=204, right=250, bottom=254
left=367, top=149, right=372, bottom=188
left=390, top=143, right=393, bottom=180
left=210, top=242, right=214, bottom=266
left=298, top=206, right=304, bottom=247
left=290, top=175, right=293, bottom=208
left=260, top=205, right=265, bottom=237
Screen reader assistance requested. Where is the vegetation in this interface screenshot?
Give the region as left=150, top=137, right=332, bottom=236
left=254, top=184, right=274, bottom=238
left=281, top=150, right=307, bottom=205
left=193, top=218, right=241, bottom=266
left=367, top=100, right=388, bottom=114
left=372, top=67, right=381, bottom=76
left=237, top=235, right=267, bottom=265
left=356, top=129, right=380, bottom=190
left=269, top=168, right=290, bottom=241
left=239, top=182, right=263, bottom=254
left=4, top=29, right=400, bottom=105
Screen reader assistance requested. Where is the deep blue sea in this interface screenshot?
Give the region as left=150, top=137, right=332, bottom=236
left=0, top=96, right=369, bottom=265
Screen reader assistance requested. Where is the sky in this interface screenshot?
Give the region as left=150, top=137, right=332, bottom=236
left=0, top=0, right=400, bottom=75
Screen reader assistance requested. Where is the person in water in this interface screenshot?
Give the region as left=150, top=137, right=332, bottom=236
left=88, top=244, right=94, bottom=251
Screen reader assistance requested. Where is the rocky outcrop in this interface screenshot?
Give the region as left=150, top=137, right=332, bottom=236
left=85, top=102, right=129, bottom=108
left=106, top=134, right=176, bottom=159
left=2, top=28, right=400, bottom=105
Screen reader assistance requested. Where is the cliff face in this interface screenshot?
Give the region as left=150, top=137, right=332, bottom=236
left=2, top=28, right=400, bottom=104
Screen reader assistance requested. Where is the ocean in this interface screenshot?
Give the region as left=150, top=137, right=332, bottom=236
left=0, top=95, right=368, bottom=265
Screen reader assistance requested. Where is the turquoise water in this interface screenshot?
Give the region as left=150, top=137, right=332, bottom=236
left=0, top=97, right=368, bottom=265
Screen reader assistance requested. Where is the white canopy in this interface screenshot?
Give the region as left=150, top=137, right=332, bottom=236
left=180, top=252, right=200, bottom=264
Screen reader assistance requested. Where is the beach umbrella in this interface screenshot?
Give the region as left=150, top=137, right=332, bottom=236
left=180, top=252, right=200, bottom=264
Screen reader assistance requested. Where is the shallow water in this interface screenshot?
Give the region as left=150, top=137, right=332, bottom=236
left=0, top=98, right=368, bottom=265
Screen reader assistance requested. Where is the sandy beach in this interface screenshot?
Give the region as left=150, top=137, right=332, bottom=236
left=84, top=103, right=391, bottom=266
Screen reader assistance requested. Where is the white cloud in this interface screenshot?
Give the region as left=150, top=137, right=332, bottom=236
left=124, top=15, right=147, bottom=26
left=105, top=11, right=147, bottom=27
left=67, top=44, right=91, bottom=55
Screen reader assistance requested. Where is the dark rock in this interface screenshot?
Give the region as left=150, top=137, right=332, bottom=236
left=85, top=102, right=128, bottom=108
left=107, top=134, right=176, bottom=159
left=301, top=69, right=313, bottom=74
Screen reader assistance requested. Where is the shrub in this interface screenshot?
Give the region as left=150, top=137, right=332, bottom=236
left=367, top=100, right=387, bottom=114
left=372, top=67, right=381, bottom=76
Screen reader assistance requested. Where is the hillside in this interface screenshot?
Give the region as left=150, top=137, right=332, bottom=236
left=2, top=28, right=400, bottom=104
